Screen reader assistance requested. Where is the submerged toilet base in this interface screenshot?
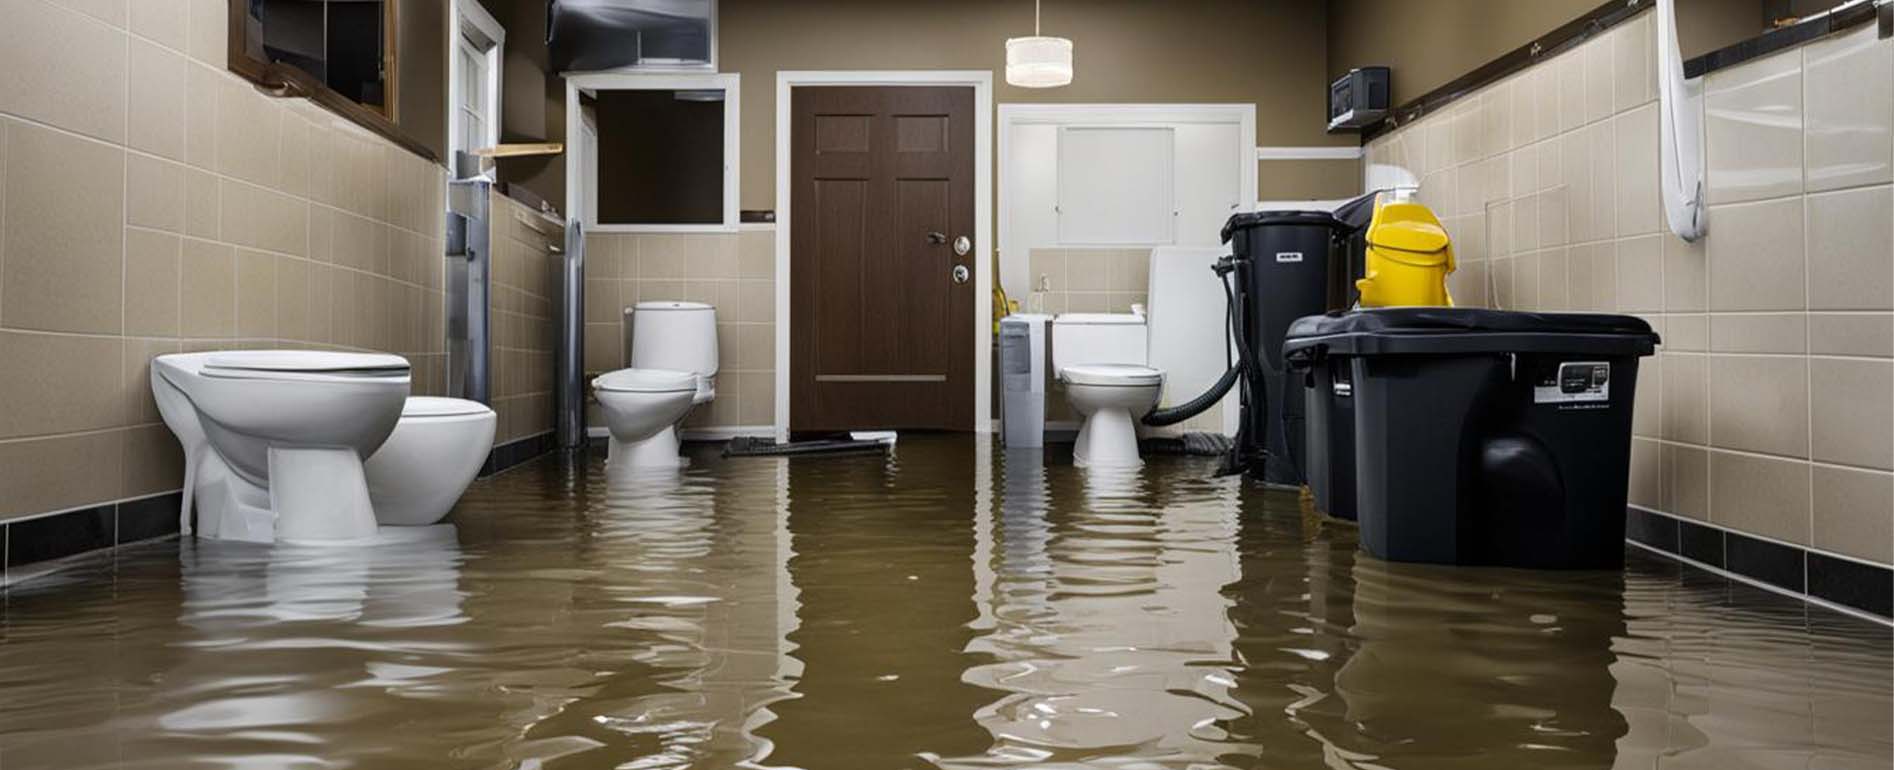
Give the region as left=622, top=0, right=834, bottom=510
left=609, top=425, right=687, bottom=468
left=1072, top=408, right=1142, bottom=467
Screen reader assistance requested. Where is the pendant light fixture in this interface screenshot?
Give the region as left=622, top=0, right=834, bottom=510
left=1005, top=0, right=1073, bottom=88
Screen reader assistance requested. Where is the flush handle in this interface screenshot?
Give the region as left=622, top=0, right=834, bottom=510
left=951, top=264, right=970, bottom=284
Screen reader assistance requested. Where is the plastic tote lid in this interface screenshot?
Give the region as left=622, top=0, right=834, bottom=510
left=1282, top=308, right=1660, bottom=362
left=1220, top=209, right=1345, bottom=244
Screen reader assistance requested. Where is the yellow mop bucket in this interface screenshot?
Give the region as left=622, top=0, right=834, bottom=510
left=1355, top=197, right=1455, bottom=308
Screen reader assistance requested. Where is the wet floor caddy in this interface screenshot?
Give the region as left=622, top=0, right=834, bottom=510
left=1285, top=308, right=1659, bottom=569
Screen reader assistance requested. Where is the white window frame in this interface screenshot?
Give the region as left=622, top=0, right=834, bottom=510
left=448, top=0, right=505, bottom=162
left=564, top=72, right=742, bottom=233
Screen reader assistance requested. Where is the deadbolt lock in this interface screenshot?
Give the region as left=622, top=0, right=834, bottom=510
left=952, top=264, right=970, bottom=284
left=953, top=236, right=971, bottom=256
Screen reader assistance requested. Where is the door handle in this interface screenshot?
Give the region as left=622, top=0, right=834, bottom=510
left=926, top=231, right=947, bottom=244
left=951, top=264, right=970, bottom=284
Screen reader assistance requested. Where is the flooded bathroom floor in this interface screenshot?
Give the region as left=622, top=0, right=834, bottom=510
left=0, top=435, right=1888, bottom=769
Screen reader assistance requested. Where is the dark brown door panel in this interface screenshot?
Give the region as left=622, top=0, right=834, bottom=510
left=791, top=86, right=974, bottom=433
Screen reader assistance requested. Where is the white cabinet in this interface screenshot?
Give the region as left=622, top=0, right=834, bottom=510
left=1056, top=127, right=1175, bottom=245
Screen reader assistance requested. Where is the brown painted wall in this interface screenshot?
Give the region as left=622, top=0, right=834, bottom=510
left=1327, top=0, right=1768, bottom=106
left=477, top=0, right=568, bottom=206
left=395, top=0, right=449, bottom=161
left=720, top=0, right=1360, bottom=207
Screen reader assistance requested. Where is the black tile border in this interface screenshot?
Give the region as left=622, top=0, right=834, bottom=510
left=1627, top=506, right=1894, bottom=623
left=481, top=431, right=558, bottom=477
left=1360, top=0, right=1884, bottom=141
left=3, top=491, right=184, bottom=588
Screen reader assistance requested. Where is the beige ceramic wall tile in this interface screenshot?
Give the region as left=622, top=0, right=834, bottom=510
left=215, top=77, right=282, bottom=188
left=1708, top=355, right=1809, bottom=458
left=0, top=430, right=123, bottom=519
left=128, top=0, right=186, bottom=51
left=184, top=62, right=219, bottom=170
left=1803, top=26, right=1894, bottom=193
left=0, top=330, right=123, bottom=439
left=1562, top=132, right=1594, bottom=242
left=1666, top=313, right=1707, bottom=351
left=1808, top=313, right=1893, bottom=358
left=123, top=228, right=181, bottom=337
left=1809, top=357, right=1894, bottom=470
left=1483, top=83, right=1512, bottom=157
left=1612, top=15, right=1655, bottom=114
left=1710, top=449, right=1811, bottom=544
left=178, top=237, right=234, bottom=338
left=1615, top=104, right=1660, bottom=237
left=120, top=423, right=184, bottom=498
left=185, top=0, right=224, bottom=66
left=1629, top=438, right=1660, bottom=508
left=583, top=321, right=620, bottom=374
left=1706, top=49, right=1803, bottom=205
left=737, top=230, right=773, bottom=279
left=1805, top=185, right=1893, bottom=311
left=1811, top=464, right=1894, bottom=563
left=275, top=255, right=309, bottom=342
left=2, top=119, right=125, bottom=334
left=126, top=153, right=187, bottom=233
left=1583, top=29, right=1615, bottom=125
left=1661, top=352, right=1708, bottom=444
left=1614, top=235, right=1663, bottom=313
left=1633, top=348, right=1660, bottom=436
left=1586, top=121, right=1617, bottom=239
left=1557, top=49, right=1585, bottom=134
left=220, top=179, right=307, bottom=257
left=1707, top=198, right=1805, bottom=311
left=121, top=337, right=177, bottom=424
left=1709, top=313, right=1807, bottom=354
left=1662, top=444, right=1709, bottom=521
left=183, top=166, right=218, bottom=239
left=584, top=279, right=620, bottom=324
left=1537, top=247, right=1569, bottom=310
left=0, top=0, right=128, bottom=144
left=128, top=37, right=187, bottom=161
left=1662, top=234, right=1707, bottom=312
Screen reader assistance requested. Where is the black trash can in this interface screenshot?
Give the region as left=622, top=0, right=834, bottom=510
left=1283, top=308, right=1660, bottom=569
left=1300, top=360, right=1357, bottom=520
left=1221, top=210, right=1346, bottom=485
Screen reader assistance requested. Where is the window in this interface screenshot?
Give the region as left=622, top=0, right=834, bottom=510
left=568, top=74, right=741, bottom=231
left=449, top=0, right=505, bottom=166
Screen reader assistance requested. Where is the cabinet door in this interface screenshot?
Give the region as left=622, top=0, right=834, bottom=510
left=1056, top=126, right=1174, bottom=245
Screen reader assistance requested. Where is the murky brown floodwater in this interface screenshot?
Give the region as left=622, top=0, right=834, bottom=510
left=1, top=435, right=1888, bottom=769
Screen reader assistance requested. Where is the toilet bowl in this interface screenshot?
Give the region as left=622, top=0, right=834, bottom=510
left=593, top=300, right=720, bottom=467
left=1052, top=313, right=1166, bottom=467
left=1063, top=363, right=1165, bottom=466
left=593, top=368, right=700, bottom=466
left=364, top=397, right=497, bottom=526
left=152, top=351, right=411, bottom=544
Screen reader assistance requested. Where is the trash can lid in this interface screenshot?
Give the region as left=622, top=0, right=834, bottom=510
left=1220, top=209, right=1344, bottom=244
left=1283, top=308, right=1660, bottom=361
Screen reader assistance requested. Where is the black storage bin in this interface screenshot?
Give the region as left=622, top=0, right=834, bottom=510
left=1284, top=308, right=1660, bottom=569
left=1301, top=361, right=1357, bottom=520
left=1221, top=210, right=1346, bottom=485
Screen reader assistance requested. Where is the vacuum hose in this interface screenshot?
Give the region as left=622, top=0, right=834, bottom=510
left=1142, top=364, right=1240, bottom=426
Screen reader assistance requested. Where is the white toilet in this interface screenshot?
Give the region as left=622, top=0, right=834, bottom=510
left=1052, top=312, right=1166, bottom=467
left=593, top=301, right=718, bottom=466
left=152, top=351, right=411, bottom=544
left=363, top=397, right=497, bottom=526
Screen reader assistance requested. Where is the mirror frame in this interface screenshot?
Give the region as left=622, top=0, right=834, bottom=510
left=226, top=0, right=439, bottom=163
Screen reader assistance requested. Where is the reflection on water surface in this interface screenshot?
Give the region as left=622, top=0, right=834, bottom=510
left=0, top=436, right=1887, bottom=769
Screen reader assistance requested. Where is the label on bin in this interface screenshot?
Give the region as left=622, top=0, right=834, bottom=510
left=1274, top=251, right=1304, bottom=263
left=1534, top=361, right=1610, bottom=406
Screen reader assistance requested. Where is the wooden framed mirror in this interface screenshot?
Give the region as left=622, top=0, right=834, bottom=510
left=227, top=0, right=439, bottom=162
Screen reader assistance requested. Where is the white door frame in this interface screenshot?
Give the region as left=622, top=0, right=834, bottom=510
left=773, top=70, right=995, bottom=441
left=998, top=102, right=1256, bottom=438
left=447, top=0, right=504, bottom=160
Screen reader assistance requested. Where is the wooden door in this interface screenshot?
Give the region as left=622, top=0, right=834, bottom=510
left=790, top=86, right=975, bottom=432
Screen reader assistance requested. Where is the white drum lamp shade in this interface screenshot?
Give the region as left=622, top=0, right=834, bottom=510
left=1006, top=35, right=1073, bottom=88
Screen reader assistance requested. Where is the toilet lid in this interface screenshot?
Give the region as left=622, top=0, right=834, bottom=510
left=1061, top=363, right=1164, bottom=387
left=402, top=396, right=494, bottom=418
left=594, top=368, right=698, bottom=393
left=201, top=351, right=410, bottom=380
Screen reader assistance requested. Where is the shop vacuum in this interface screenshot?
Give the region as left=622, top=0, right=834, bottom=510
left=1148, top=190, right=1659, bottom=569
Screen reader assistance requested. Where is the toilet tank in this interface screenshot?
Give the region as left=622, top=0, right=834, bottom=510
left=1051, top=313, right=1148, bottom=373
left=629, top=301, right=719, bottom=377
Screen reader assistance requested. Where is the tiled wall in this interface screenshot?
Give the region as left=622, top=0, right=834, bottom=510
left=489, top=193, right=560, bottom=445
left=1366, top=14, right=1894, bottom=569
left=0, top=0, right=447, bottom=524
left=1024, top=248, right=1152, bottom=315
left=581, top=229, right=776, bottom=430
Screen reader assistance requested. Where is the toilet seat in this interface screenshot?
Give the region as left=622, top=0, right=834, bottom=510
left=201, top=351, right=410, bottom=381
left=595, top=368, right=697, bottom=393
left=400, top=396, right=494, bottom=418
left=1061, top=363, right=1164, bottom=387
